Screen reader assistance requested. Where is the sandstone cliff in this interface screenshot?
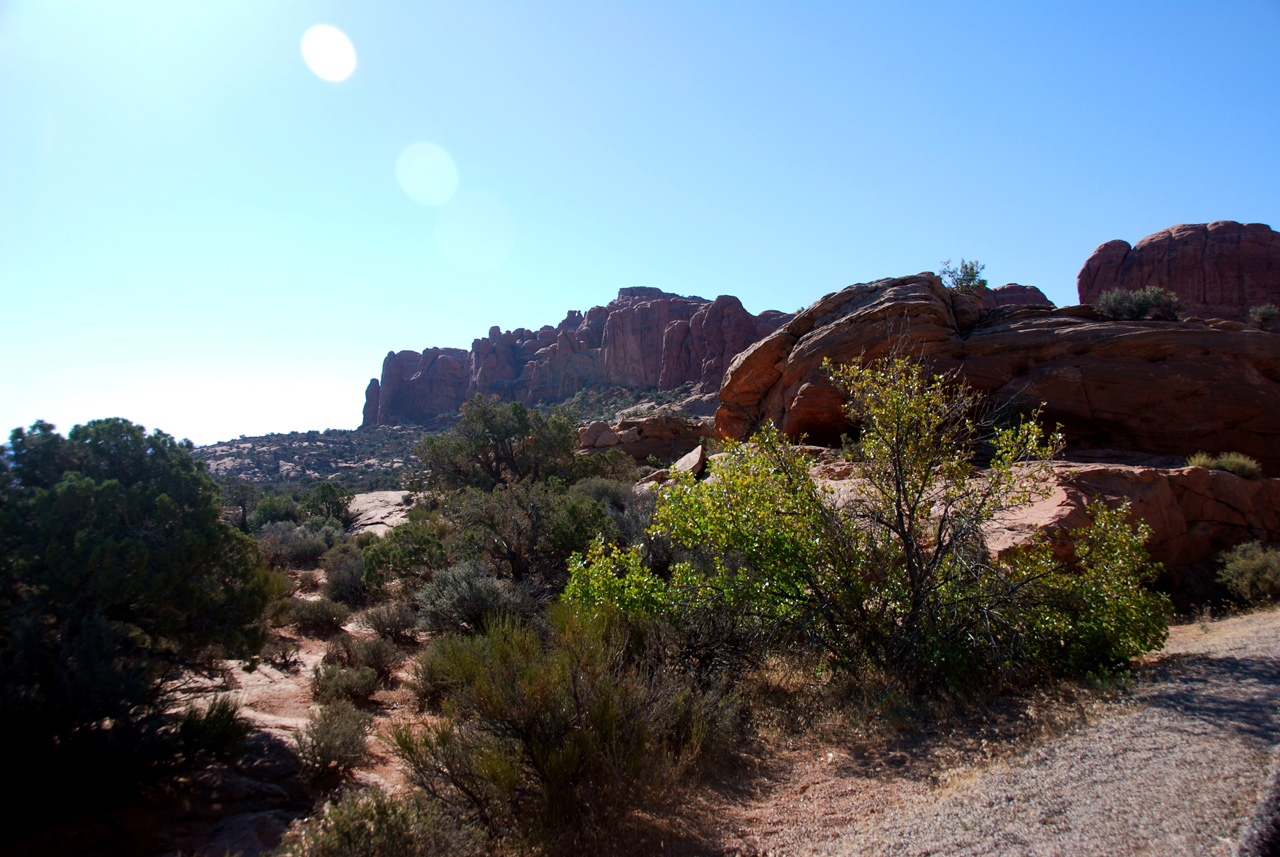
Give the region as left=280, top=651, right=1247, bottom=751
left=716, top=273, right=1280, bottom=474
left=362, top=288, right=789, bottom=427
left=1077, top=221, right=1280, bottom=320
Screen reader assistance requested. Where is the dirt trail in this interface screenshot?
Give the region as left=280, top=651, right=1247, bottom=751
left=704, top=609, right=1280, bottom=856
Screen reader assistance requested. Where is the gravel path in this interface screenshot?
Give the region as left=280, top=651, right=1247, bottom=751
left=711, top=609, right=1280, bottom=856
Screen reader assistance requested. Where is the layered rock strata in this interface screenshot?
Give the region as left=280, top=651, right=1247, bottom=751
left=1077, top=221, right=1280, bottom=320
left=716, top=273, right=1280, bottom=474
left=983, top=283, right=1053, bottom=310
left=578, top=414, right=713, bottom=461
left=363, top=288, right=789, bottom=427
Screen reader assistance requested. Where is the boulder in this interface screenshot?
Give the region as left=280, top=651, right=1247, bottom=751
left=716, top=273, right=1280, bottom=475
left=671, top=443, right=708, bottom=476
left=579, top=414, right=714, bottom=461
left=1077, top=221, right=1280, bottom=320
left=348, top=491, right=414, bottom=535
left=984, top=283, right=1054, bottom=310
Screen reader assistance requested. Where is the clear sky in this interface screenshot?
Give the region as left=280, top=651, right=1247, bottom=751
left=2, top=1, right=1277, bottom=446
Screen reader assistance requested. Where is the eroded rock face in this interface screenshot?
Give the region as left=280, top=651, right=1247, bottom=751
left=578, top=413, right=713, bottom=461
left=716, top=273, right=1280, bottom=474
left=984, top=283, right=1054, bottom=310
left=362, top=289, right=790, bottom=427
left=1077, top=221, right=1280, bottom=319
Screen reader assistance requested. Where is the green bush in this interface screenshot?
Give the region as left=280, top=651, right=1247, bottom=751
left=272, top=787, right=482, bottom=857
left=361, top=602, right=418, bottom=644
left=1187, top=451, right=1218, bottom=468
left=250, top=490, right=299, bottom=530
left=362, top=523, right=445, bottom=589
left=296, top=701, right=371, bottom=781
left=1250, top=303, right=1278, bottom=330
left=290, top=536, right=330, bottom=566
left=324, top=634, right=402, bottom=683
left=291, top=598, right=351, bottom=637
left=311, top=663, right=381, bottom=703
left=322, top=543, right=369, bottom=605
left=300, top=482, right=354, bottom=525
left=392, top=606, right=730, bottom=844
left=1185, top=451, right=1262, bottom=478
left=415, top=562, right=539, bottom=636
left=178, top=695, right=253, bottom=762
left=1218, top=541, right=1280, bottom=603
left=1092, top=286, right=1181, bottom=321
left=939, top=258, right=989, bottom=295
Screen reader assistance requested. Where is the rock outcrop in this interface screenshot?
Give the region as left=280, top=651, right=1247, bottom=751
left=983, top=283, right=1054, bottom=310
left=363, top=289, right=790, bottom=427
left=578, top=414, right=713, bottom=461
left=716, top=273, right=1280, bottom=474
left=1077, top=221, right=1280, bottom=320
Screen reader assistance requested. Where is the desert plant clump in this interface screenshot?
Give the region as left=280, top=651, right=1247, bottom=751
left=322, top=543, right=370, bottom=606
left=291, top=597, right=351, bottom=637
left=1218, top=541, right=1280, bottom=603
left=415, top=561, right=540, bottom=636
left=296, top=701, right=372, bottom=781
left=272, top=787, right=483, bottom=857
left=361, top=602, right=418, bottom=644
left=1186, top=451, right=1262, bottom=478
left=177, top=695, right=253, bottom=762
left=324, top=634, right=402, bottom=683
left=1249, top=303, right=1278, bottom=330
left=311, top=663, right=381, bottom=704
left=1092, top=286, right=1182, bottom=321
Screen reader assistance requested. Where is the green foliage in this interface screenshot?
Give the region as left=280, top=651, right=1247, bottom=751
left=178, top=694, right=253, bottom=762
left=414, top=396, right=579, bottom=492
left=362, top=523, right=445, bottom=589
left=1250, top=303, right=1278, bottom=330
left=311, top=663, right=381, bottom=703
left=272, top=787, right=483, bottom=857
left=415, top=561, right=539, bottom=636
left=224, top=477, right=261, bottom=533
left=391, top=606, right=729, bottom=844
left=1092, top=286, right=1182, bottom=321
left=564, top=537, right=696, bottom=619
left=324, top=633, right=403, bottom=683
left=0, top=418, right=272, bottom=778
left=1017, top=501, right=1171, bottom=676
left=250, top=490, right=299, bottom=530
left=360, top=601, right=418, bottom=644
left=296, top=701, right=371, bottom=781
left=939, top=258, right=989, bottom=295
left=321, top=542, right=369, bottom=605
left=291, top=597, right=351, bottom=637
left=1186, top=451, right=1263, bottom=478
left=1218, top=541, right=1280, bottom=603
left=300, top=482, right=354, bottom=525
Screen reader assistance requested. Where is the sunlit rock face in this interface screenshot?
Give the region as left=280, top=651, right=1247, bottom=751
left=361, top=289, right=791, bottom=427
left=716, top=273, right=1280, bottom=475
left=1077, top=221, right=1280, bottom=320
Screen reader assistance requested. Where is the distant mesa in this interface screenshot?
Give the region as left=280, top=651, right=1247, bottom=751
left=361, top=287, right=792, bottom=427
left=1077, top=221, right=1280, bottom=320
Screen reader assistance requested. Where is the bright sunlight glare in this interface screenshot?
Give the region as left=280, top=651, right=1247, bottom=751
left=396, top=142, right=459, bottom=206
left=300, top=24, right=356, bottom=83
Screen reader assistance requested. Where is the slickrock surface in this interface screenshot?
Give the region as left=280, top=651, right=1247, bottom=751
left=1077, top=221, right=1280, bottom=321
left=716, top=273, right=1280, bottom=474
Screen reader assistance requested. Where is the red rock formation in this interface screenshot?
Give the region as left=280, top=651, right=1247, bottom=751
left=1077, top=221, right=1280, bottom=319
left=578, top=413, right=713, bottom=461
left=983, top=283, right=1053, bottom=310
left=362, top=289, right=790, bottom=427
left=717, top=273, right=1280, bottom=475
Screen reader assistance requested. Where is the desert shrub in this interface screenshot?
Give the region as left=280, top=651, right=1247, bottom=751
left=296, top=701, right=371, bottom=781
left=178, top=695, right=253, bottom=762
left=251, top=490, right=299, bottom=530
left=324, top=634, right=402, bottom=683
left=362, top=523, right=446, bottom=588
left=322, top=543, right=369, bottom=605
left=300, top=482, right=354, bottom=525
left=415, top=561, right=540, bottom=636
left=361, top=602, right=418, bottom=644
left=290, top=536, right=330, bottom=566
left=299, top=570, right=320, bottom=592
left=391, top=606, right=730, bottom=844
left=291, top=598, right=351, bottom=637
left=311, top=663, right=381, bottom=703
left=939, top=258, right=988, bottom=295
left=1216, top=451, right=1263, bottom=478
left=272, top=787, right=483, bottom=857
left=1250, top=303, right=1278, bottom=330
left=1185, top=451, right=1263, bottom=478
left=1218, top=541, right=1280, bottom=603
left=1092, top=286, right=1181, bottom=321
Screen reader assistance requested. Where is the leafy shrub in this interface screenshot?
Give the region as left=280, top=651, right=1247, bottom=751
left=1092, top=286, right=1181, bottom=321
left=1250, top=303, right=1278, bottom=330
left=1185, top=451, right=1263, bottom=478
left=300, top=482, right=355, bottom=525
left=415, top=562, right=539, bottom=636
left=1218, top=541, right=1280, bottom=603
left=178, top=695, right=252, bottom=762
left=322, top=543, right=369, bottom=605
left=272, top=787, right=483, bottom=857
left=324, top=634, right=402, bottom=683
left=361, top=602, right=418, bottom=644
left=311, top=663, right=381, bottom=703
left=392, top=606, right=730, bottom=844
left=939, top=258, right=988, bottom=295
left=299, top=570, right=320, bottom=592
left=289, top=536, right=330, bottom=566
left=296, top=701, right=371, bottom=781
left=291, top=598, right=351, bottom=637
left=362, top=523, right=445, bottom=589
left=250, top=490, right=299, bottom=530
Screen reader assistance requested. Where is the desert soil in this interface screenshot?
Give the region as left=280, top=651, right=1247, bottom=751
left=690, top=608, right=1280, bottom=856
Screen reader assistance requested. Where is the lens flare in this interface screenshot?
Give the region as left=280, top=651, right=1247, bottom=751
left=396, top=142, right=458, bottom=206
left=301, top=25, right=356, bottom=82
left=435, top=190, right=515, bottom=272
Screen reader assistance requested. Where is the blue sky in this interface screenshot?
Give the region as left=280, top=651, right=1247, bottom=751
left=2, top=0, right=1277, bottom=445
